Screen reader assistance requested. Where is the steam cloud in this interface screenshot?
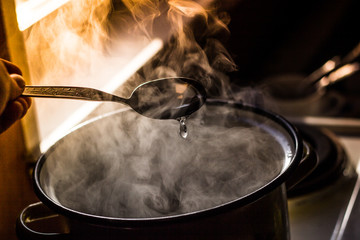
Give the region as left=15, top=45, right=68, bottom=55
left=25, top=0, right=236, bottom=91
left=25, top=0, right=113, bottom=85
left=41, top=106, right=286, bottom=218
left=30, top=0, right=284, bottom=219
left=116, top=0, right=237, bottom=98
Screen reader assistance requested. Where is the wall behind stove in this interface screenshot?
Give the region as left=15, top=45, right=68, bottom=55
left=220, top=0, right=360, bottom=85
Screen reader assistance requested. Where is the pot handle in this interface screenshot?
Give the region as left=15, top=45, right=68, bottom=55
left=286, top=141, right=319, bottom=190
left=16, top=202, right=71, bottom=240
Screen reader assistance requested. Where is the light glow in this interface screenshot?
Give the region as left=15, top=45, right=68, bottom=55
left=16, top=0, right=70, bottom=31
left=319, top=63, right=360, bottom=88
left=322, top=59, right=337, bottom=72
left=39, top=38, right=164, bottom=152
left=327, top=63, right=360, bottom=83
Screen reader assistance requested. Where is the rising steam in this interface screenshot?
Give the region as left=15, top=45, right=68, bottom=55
left=25, top=0, right=236, bottom=91
left=117, top=0, right=237, bottom=98
left=25, top=0, right=113, bottom=85
left=29, top=0, right=283, bottom=219
left=41, top=105, right=288, bottom=218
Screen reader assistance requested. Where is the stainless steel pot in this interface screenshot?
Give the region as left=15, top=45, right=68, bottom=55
left=17, top=99, right=317, bottom=240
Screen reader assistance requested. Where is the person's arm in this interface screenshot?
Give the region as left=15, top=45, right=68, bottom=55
left=0, top=59, right=32, bottom=134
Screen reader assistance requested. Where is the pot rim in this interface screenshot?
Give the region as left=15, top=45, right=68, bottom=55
left=33, top=99, right=303, bottom=227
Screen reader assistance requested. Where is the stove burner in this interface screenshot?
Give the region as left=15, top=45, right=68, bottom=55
left=287, top=124, right=347, bottom=198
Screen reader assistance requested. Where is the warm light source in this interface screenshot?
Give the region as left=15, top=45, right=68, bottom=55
left=39, top=38, right=163, bottom=152
left=16, top=0, right=70, bottom=31
left=322, top=59, right=337, bottom=72
left=319, top=63, right=360, bottom=88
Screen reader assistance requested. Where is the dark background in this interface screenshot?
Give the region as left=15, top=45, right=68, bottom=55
left=221, top=0, right=360, bottom=85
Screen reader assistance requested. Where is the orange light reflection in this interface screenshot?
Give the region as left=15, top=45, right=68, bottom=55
left=16, top=0, right=70, bottom=31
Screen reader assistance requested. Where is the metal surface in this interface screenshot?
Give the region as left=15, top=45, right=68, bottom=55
left=23, top=86, right=125, bottom=101
left=287, top=118, right=360, bottom=240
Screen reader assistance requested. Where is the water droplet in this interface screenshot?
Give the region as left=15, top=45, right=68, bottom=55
left=178, top=116, right=188, bottom=139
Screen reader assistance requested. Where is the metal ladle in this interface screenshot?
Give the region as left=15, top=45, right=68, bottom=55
left=22, top=77, right=207, bottom=119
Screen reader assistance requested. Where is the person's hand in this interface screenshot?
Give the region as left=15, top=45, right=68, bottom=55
left=0, top=59, right=32, bottom=134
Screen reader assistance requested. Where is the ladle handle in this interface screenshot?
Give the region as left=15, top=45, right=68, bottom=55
left=23, top=86, right=125, bottom=103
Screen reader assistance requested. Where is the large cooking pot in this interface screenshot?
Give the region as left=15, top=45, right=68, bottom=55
left=17, top=99, right=316, bottom=240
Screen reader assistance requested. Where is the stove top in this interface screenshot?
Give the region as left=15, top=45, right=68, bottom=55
left=248, top=57, right=360, bottom=239
left=288, top=133, right=359, bottom=240
left=276, top=74, right=360, bottom=239
left=288, top=124, right=347, bottom=198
